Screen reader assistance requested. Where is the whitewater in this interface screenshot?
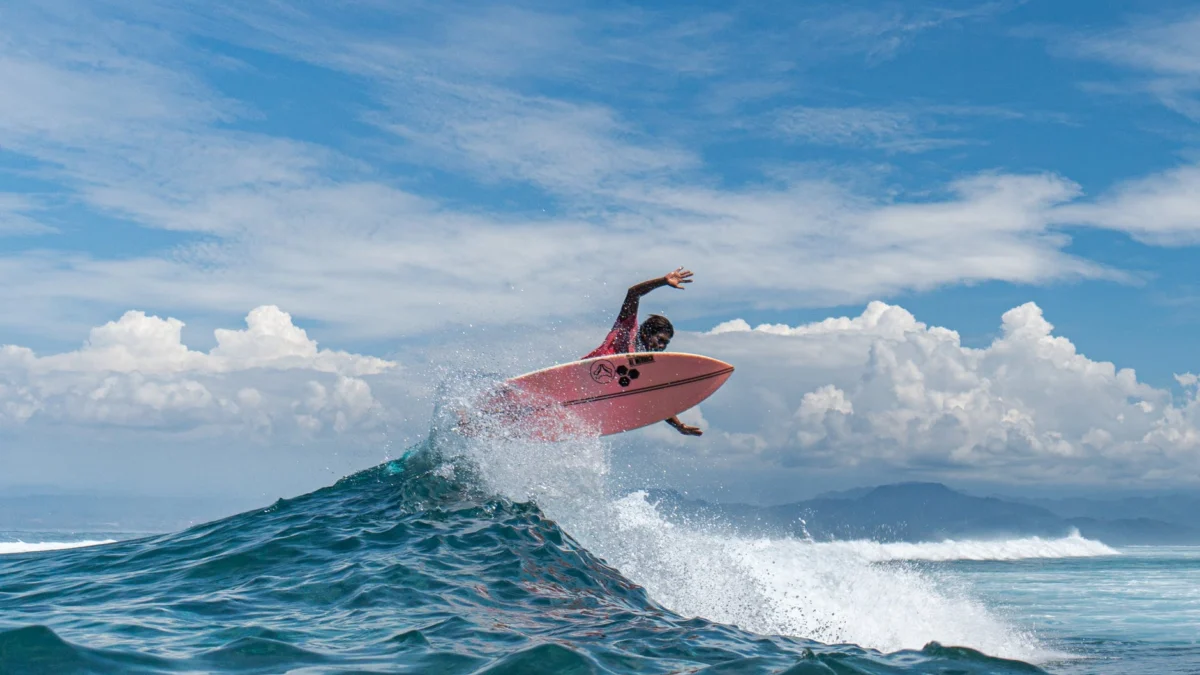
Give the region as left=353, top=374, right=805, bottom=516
left=2, top=385, right=1196, bottom=674
left=0, top=539, right=117, bottom=555
left=437, top=414, right=1062, bottom=662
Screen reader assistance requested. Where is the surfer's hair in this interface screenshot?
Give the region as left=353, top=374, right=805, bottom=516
left=640, top=314, right=674, bottom=337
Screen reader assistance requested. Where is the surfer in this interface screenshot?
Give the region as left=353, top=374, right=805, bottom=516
left=584, top=267, right=703, bottom=436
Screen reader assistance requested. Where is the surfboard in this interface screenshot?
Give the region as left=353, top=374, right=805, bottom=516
left=461, top=352, right=734, bottom=442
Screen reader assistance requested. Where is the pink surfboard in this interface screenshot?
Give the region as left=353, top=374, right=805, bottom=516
left=463, top=352, right=734, bottom=442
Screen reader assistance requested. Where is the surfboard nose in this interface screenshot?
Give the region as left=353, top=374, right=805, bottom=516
left=669, top=353, right=735, bottom=398
left=710, top=359, right=735, bottom=386
left=683, top=353, right=735, bottom=374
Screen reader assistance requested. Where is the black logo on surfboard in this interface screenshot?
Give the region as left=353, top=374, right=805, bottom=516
left=590, top=360, right=640, bottom=386
left=615, top=364, right=639, bottom=387
left=590, top=360, right=616, bottom=384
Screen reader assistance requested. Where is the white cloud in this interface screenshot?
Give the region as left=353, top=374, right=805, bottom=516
left=608, top=172, right=1121, bottom=307
left=799, top=4, right=1014, bottom=65
left=772, top=103, right=1066, bottom=154
left=4, top=297, right=1200, bottom=495
left=0, top=306, right=396, bottom=432
left=0, top=141, right=1133, bottom=343
left=675, top=301, right=1200, bottom=486
left=1052, top=164, right=1200, bottom=245
left=377, top=88, right=698, bottom=196
left=0, top=0, right=1194, bottom=349
left=775, top=106, right=961, bottom=153
left=29, top=305, right=392, bottom=376
left=794, top=384, right=854, bottom=448
left=1058, top=11, right=1200, bottom=119
left=0, top=194, right=55, bottom=236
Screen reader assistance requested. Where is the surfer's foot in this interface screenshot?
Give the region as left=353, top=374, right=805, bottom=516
left=454, top=408, right=473, bottom=435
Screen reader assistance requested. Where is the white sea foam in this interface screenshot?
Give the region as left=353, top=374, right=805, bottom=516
left=811, top=531, right=1118, bottom=562
left=0, top=540, right=116, bottom=555
left=433, top=379, right=1074, bottom=662
left=576, top=491, right=1057, bottom=661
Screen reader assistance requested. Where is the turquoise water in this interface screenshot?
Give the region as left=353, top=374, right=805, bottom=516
left=943, top=548, right=1200, bottom=674
left=2, top=418, right=1195, bottom=673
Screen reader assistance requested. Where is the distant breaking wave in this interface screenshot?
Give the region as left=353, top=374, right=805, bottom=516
left=806, top=530, right=1119, bottom=563
left=0, top=539, right=117, bottom=555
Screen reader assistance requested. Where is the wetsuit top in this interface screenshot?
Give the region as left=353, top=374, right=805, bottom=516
left=583, top=312, right=638, bottom=359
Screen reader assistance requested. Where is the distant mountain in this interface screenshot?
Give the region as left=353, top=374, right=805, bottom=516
left=1010, top=494, right=1200, bottom=531
left=646, top=482, right=1200, bottom=545
left=1064, top=517, right=1200, bottom=545
left=810, top=486, right=876, bottom=501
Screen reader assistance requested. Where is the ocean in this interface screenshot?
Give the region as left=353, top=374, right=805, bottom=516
left=3, top=416, right=1198, bottom=674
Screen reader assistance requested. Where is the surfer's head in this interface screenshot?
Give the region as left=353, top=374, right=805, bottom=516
left=639, top=314, right=674, bottom=352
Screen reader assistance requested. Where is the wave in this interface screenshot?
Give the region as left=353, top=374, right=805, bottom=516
left=554, top=491, right=1058, bottom=661
left=0, top=539, right=117, bottom=555
left=427, top=386, right=1058, bottom=663
left=0, top=376, right=1061, bottom=674
left=805, top=530, right=1120, bottom=562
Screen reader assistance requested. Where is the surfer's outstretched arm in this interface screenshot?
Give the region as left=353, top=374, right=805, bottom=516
left=665, top=415, right=703, bottom=436
left=618, top=268, right=693, bottom=321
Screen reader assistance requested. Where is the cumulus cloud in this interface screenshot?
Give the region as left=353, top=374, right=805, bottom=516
left=0, top=306, right=396, bottom=433
left=682, top=301, right=1200, bottom=486
left=23, top=305, right=393, bottom=376
left=5, top=298, right=1200, bottom=494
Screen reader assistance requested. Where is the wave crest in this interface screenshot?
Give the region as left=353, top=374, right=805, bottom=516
left=0, top=540, right=116, bottom=555
left=808, top=530, right=1119, bottom=562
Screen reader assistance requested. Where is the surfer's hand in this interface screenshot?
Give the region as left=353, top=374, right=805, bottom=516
left=664, top=267, right=693, bottom=289
left=667, top=416, right=703, bottom=436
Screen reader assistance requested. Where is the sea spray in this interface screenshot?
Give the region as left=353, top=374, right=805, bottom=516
left=567, top=490, right=1057, bottom=660
left=426, top=379, right=1069, bottom=661
left=425, top=366, right=613, bottom=507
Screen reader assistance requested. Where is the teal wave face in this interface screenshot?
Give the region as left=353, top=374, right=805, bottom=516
left=0, top=441, right=1048, bottom=675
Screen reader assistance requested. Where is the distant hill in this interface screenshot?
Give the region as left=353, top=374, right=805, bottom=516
left=646, top=482, right=1200, bottom=545
left=1010, top=493, right=1200, bottom=530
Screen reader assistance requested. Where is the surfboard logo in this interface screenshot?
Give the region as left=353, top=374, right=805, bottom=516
left=590, top=360, right=616, bottom=384
left=615, top=364, right=639, bottom=388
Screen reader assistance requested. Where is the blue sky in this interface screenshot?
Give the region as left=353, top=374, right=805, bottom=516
left=3, top=0, right=1200, bottom=502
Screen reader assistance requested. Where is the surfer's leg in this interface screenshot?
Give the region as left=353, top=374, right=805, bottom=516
left=454, top=408, right=476, bottom=436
